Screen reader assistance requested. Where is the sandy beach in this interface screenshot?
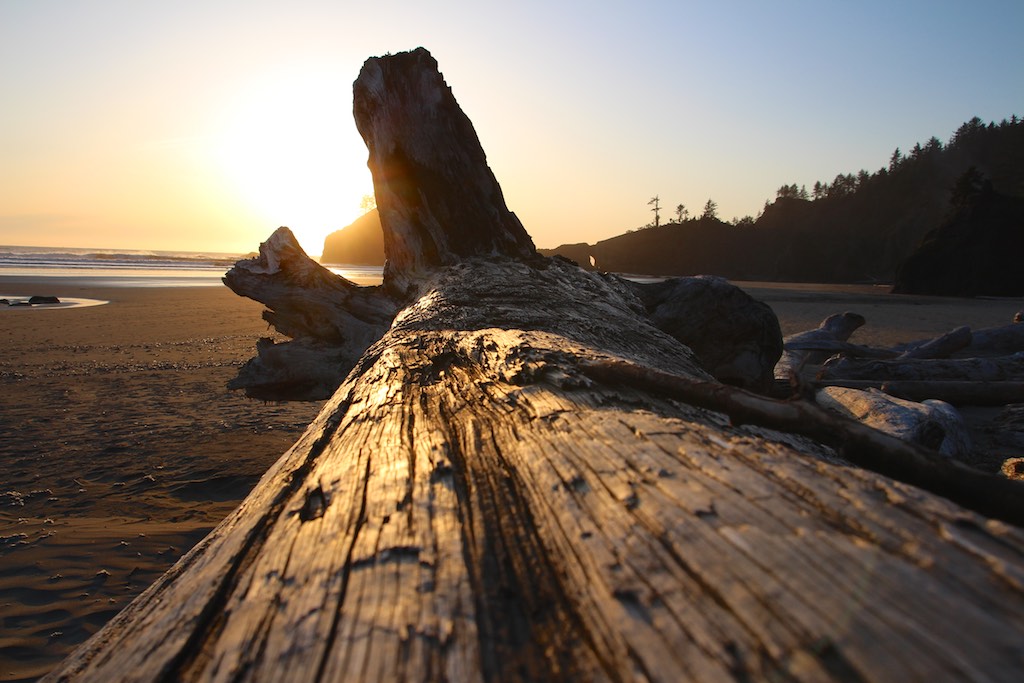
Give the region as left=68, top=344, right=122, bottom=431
left=0, top=277, right=324, bottom=682
left=1, top=275, right=1021, bottom=681
left=740, top=281, right=1023, bottom=347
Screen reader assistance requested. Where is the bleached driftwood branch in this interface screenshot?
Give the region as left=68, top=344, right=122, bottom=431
left=820, top=353, right=1024, bottom=382
left=812, top=378, right=1024, bottom=405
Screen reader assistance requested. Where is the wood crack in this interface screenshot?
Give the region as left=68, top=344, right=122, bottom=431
left=313, top=437, right=374, bottom=682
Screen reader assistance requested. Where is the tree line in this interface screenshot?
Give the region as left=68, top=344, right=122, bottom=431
left=583, top=114, right=1024, bottom=282
left=644, top=115, right=1022, bottom=232
left=777, top=115, right=1021, bottom=204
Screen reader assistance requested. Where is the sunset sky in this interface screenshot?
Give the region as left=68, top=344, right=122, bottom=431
left=2, top=1, right=1022, bottom=256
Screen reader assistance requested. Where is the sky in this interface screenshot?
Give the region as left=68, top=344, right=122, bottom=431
left=1, top=1, right=1022, bottom=256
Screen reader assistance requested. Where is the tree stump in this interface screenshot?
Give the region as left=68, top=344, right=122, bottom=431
left=45, top=48, right=1024, bottom=683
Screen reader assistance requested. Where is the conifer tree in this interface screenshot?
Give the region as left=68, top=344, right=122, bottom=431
left=701, top=199, right=718, bottom=220
left=889, top=147, right=903, bottom=171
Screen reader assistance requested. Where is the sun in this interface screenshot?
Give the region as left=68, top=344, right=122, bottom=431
left=211, top=65, right=373, bottom=256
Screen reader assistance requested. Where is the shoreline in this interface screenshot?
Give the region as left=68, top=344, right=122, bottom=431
left=0, top=273, right=226, bottom=290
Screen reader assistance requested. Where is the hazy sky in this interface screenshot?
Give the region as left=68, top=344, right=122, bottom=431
left=2, top=1, right=1022, bottom=255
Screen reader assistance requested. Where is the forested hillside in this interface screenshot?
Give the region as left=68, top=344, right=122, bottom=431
left=893, top=169, right=1024, bottom=295
left=546, top=116, right=1024, bottom=284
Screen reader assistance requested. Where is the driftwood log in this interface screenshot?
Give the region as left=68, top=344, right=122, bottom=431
left=817, top=379, right=1024, bottom=406
left=775, top=312, right=867, bottom=380
left=222, top=227, right=398, bottom=400
left=815, top=386, right=971, bottom=458
left=896, top=325, right=972, bottom=360
left=820, top=353, right=1024, bottom=383
left=45, top=48, right=1024, bottom=682
left=964, top=321, right=1024, bottom=356
left=789, top=314, right=1024, bottom=405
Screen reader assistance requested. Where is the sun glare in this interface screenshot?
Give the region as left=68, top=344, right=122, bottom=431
left=212, top=67, right=372, bottom=256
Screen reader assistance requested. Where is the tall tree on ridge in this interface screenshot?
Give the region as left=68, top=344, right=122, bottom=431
left=648, top=195, right=662, bottom=227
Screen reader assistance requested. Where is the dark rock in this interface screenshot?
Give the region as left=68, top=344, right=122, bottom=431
left=628, top=275, right=783, bottom=391
left=320, top=209, right=385, bottom=266
left=29, top=295, right=61, bottom=305
left=893, top=172, right=1024, bottom=296
left=537, top=243, right=596, bottom=270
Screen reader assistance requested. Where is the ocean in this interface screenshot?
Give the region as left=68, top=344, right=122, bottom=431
left=0, top=245, right=384, bottom=287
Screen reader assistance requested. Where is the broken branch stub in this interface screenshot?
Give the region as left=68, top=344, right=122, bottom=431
left=353, top=47, right=536, bottom=294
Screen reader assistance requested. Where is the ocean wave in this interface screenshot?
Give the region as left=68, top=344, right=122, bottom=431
left=0, top=245, right=384, bottom=286
left=0, top=246, right=244, bottom=271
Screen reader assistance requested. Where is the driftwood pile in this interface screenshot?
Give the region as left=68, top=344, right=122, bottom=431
left=44, top=48, right=1024, bottom=682
left=779, top=311, right=1024, bottom=467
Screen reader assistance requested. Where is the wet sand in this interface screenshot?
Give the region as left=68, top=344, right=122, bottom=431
left=1, top=276, right=1021, bottom=681
left=740, top=281, right=1023, bottom=348
left=0, top=277, right=324, bottom=681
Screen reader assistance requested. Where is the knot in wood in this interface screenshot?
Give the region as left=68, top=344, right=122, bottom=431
left=298, top=483, right=328, bottom=522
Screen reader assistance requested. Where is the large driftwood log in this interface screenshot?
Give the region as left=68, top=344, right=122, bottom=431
left=46, top=48, right=1024, bottom=682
